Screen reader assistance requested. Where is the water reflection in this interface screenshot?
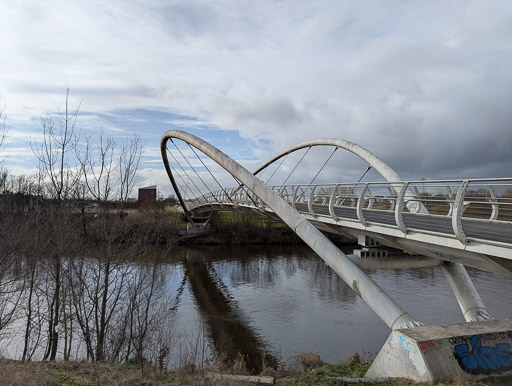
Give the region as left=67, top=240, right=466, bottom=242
left=184, top=249, right=277, bottom=372
left=177, top=245, right=512, bottom=365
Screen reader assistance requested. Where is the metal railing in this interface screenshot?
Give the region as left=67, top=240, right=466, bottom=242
left=186, top=178, right=512, bottom=247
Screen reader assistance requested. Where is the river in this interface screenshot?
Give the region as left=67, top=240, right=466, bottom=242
left=3, top=244, right=511, bottom=371
left=165, top=244, right=512, bottom=368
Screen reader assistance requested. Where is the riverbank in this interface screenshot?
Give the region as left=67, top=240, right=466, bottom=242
left=179, top=210, right=354, bottom=245
left=0, top=357, right=506, bottom=385
left=0, top=357, right=368, bottom=385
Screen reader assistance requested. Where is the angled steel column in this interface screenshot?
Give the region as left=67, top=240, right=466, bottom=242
left=161, top=130, right=421, bottom=330
left=442, top=262, right=494, bottom=322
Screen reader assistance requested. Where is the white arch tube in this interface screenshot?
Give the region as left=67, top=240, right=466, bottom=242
left=254, top=138, right=428, bottom=215
left=161, top=130, right=421, bottom=330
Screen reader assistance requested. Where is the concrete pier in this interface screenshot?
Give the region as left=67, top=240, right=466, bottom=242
left=366, top=318, right=512, bottom=382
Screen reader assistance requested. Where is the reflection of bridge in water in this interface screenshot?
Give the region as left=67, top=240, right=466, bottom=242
left=161, top=130, right=512, bottom=382
left=184, top=249, right=277, bottom=372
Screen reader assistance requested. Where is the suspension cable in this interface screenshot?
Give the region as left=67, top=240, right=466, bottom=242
left=340, top=165, right=372, bottom=205
left=282, top=146, right=312, bottom=186
left=187, top=143, right=234, bottom=203
left=166, top=145, right=203, bottom=199
left=232, top=177, right=260, bottom=206
left=265, top=152, right=290, bottom=185
left=170, top=139, right=216, bottom=200
left=256, top=159, right=267, bottom=179
left=309, top=147, right=338, bottom=185
left=167, top=156, right=192, bottom=200
left=167, top=145, right=203, bottom=198
left=177, top=142, right=217, bottom=198
left=171, top=161, right=198, bottom=202
left=358, top=165, right=372, bottom=183
left=166, top=148, right=204, bottom=212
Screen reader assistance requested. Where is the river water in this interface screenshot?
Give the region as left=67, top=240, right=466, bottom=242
left=166, top=244, right=512, bottom=367
left=3, top=244, right=511, bottom=370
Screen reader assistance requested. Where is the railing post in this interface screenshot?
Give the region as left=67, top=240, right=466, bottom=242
left=446, top=186, right=454, bottom=217
left=280, top=186, right=287, bottom=199
left=488, top=186, right=499, bottom=221
left=387, top=186, right=396, bottom=211
left=308, top=185, right=317, bottom=217
left=292, top=185, right=300, bottom=210
left=357, top=184, right=368, bottom=227
left=329, top=184, right=339, bottom=221
left=394, top=182, right=408, bottom=234
left=367, top=186, right=374, bottom=209
left=452, top=180, right=469, bottom=245
left=320, top=187, right=327, bottom=204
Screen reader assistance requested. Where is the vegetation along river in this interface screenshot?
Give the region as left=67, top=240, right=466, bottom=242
left=5, top=244, right=512, bottom=372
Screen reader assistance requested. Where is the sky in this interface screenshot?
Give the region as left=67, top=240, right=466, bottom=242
left=1, top=0, right=511, bottom=198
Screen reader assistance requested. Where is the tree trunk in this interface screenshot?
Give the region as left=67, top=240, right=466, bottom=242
left=22, top=260, right=37, bottom=361
left=49, top=253, right=61, bottom=360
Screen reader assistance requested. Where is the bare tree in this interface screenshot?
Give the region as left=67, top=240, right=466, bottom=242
left=0, top=108, right=28, bottom=352
left=68, top=253, right=132, bottom=362
left=0, top=106, right=8, bottom=156
left=119, top=134, right=143, bottom=205
left=30, top=88, right=82, bottom=360
left=70, top=130, right=144, bottom=362
left=78, top=129, right=116, bottom=206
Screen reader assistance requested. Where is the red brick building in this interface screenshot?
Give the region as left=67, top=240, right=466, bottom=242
left=138, top=185, right=157, bottom=203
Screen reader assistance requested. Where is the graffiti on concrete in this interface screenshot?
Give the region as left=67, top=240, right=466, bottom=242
left=449, top=332, right=510, bottom=346
left=453, top=334, right=512, bottom=375
left=418, top=339, right=440, bottom=354
left=397, top=334, right=418, bottom=354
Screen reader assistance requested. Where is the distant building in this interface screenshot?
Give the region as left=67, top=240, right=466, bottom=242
left=138, top=185, right=157, bottom=203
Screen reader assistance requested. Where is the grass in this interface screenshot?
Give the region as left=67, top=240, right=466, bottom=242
left=0, top=359, right=181, bottom=385
left=1, top=355, right=511, bottom=386
left=282, top=363, right=391, bottom=385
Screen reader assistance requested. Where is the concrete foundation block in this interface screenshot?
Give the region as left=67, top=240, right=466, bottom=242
left=354, top=248, right=388, bottom=258
left=358, top=234, right=380, bottom=247
left=366, top=319, right=512, bottom=382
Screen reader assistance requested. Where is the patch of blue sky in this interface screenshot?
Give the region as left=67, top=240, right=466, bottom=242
left=5, top=105, right=265, bottom=182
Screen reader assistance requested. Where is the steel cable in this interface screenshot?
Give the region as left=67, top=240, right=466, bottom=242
left=339, top=165, right=372, bottom=206
left=265, top=152, right=290, bottom=185
left=282, top=146, right=312, bottom=186
left=309, top=147, right=338, bottom=185
left=166, top=145, right=203, bottom=199
left=170, top=139, right=215, bottom=200
left=187, top=143, right=234, bottom=203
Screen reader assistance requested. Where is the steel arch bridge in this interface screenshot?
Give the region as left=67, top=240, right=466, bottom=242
left=161, top=130, right=512, bottom=382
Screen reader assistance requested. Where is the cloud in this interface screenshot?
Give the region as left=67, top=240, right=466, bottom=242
left=0, top=0, right=511, bottom=185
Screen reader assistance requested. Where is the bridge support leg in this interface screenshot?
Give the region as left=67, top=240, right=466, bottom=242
left=441, top=262, right=493, bottom=322
left=366, top=262, right=503, bottom=382
left=366, top=318, right=512, bottom=382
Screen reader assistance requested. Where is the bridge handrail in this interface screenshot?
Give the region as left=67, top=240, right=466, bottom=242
left=188, top=178, right=512, bottom=247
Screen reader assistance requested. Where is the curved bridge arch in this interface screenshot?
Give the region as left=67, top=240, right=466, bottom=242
left=253, top=138, right=403, bottom=184
left=161, top=129, right=421, bottom=330
left=254, top=138, right=428, bottom=215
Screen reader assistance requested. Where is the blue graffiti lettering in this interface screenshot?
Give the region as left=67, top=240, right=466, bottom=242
left=454, top=335, right=512, bottom=375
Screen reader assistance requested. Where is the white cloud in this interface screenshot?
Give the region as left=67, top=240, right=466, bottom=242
left=0, top=0, right=510, bottom=184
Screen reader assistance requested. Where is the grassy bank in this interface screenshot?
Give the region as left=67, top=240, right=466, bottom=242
left=0, top=355, right=508, bottom=386
left=181, top=210, right=354, bottom=245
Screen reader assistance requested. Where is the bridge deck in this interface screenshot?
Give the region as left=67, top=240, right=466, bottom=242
left=295, top=203, right=512, bottom=245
